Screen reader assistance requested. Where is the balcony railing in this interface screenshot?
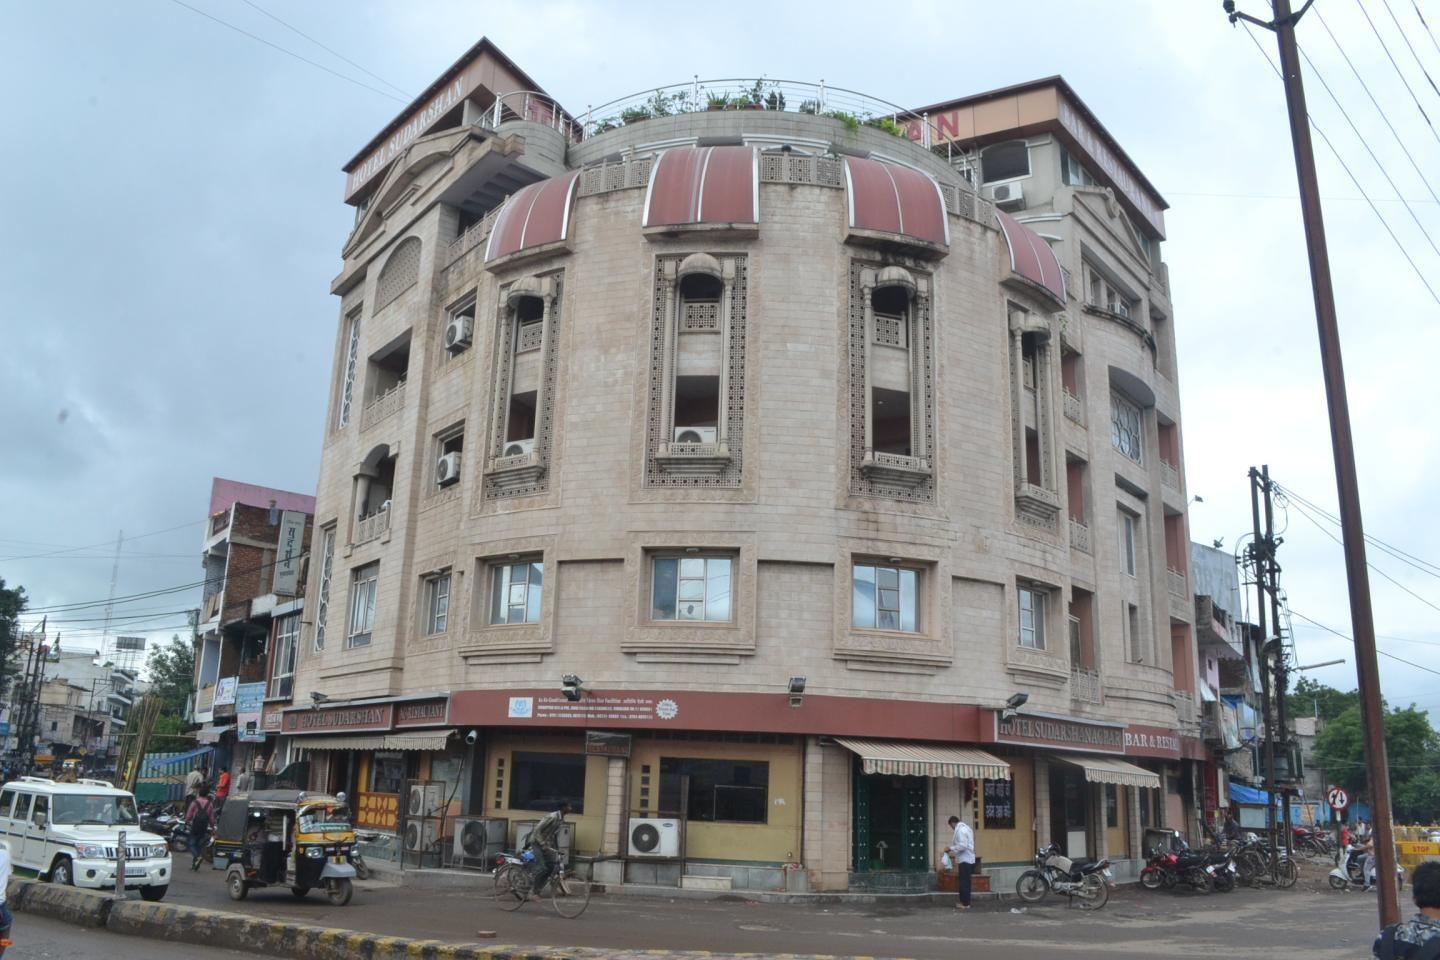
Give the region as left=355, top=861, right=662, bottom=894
left=1168, top=567, right=1188, bottom=599
left=355, top=508, right=391, bottom=546
left=1071, top=669, right=1102, bottom=704
left=1173, top=690, right=1198, bottom=725
left=1161, top=459, right=1180, bottom=492
left=362, top=381, right=406, bottom=431
left=1063, top=390, right=1084, bottom=425
left=1069, top=518, right=1092, bottom=554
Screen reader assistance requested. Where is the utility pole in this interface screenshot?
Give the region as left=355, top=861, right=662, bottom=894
left=1258, top=465, right=1295, bottom=859
left=1226, top=0, right=1396, bottom=926
left=1248, top=470, right=1277, bottom=882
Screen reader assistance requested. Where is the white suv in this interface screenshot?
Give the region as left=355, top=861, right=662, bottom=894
left=0, top=776, right=172, bottom=900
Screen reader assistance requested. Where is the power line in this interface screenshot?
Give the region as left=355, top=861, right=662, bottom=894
left=237, top=0, right=413, bottom=100
left=1288, top=607, right=1440, bottom=677
left=1412, top=0, right=1440, bottom=61
left=1357, top=0, right=1440, bottom=140
left=1312, top=5, right=1440, bottom=207
left=1272, top=482, right=1440, bottom=578
left=0, top=519, right=204, bottom=562
left=1165, top=190, right=1438, bottom=202
left=1241, top=23, right=1440, bottom=305
left=1379, top=0, right=1440, bottom=103
left=165, top=0, right=408, bottom=105
left=1294, top=41, right=1440, bottom=260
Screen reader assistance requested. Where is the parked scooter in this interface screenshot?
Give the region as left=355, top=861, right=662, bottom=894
left=350, top=830, right=381, bottom=880
left=1329, top=843, right=1404, bottom=891
left=1015, top=842, right=1112, bottom=909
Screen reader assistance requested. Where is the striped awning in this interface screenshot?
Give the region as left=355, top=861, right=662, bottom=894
left=834, top=738, right=1011, bottom=780
left=1055, top=755, right=1161, bottom=789
left=295, top=730, right=455, bottom=753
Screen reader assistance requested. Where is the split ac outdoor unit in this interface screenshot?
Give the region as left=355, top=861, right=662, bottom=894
left=436, top=452, right=462, bottom=486
left=404, top=818, right=440, bottom=852
left=672, top=426, right=717, bottom=445
left=516, top=820, right=574, bottom=857
left=452, top=816, right=507, bottom=863
left=445, top=315, right=473, bottom=351
left=503, top=438, right=535, bottom=458
left=627, top=818, right=680, bottom=858
left=407, top=783, right=444, bottom=819
left=986, top=180, right=1025, bottom=210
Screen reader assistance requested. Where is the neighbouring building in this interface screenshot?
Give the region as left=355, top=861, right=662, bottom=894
left=283, top=41, right=1204, bottom=891
left=191, top=478, right=315, bottom=781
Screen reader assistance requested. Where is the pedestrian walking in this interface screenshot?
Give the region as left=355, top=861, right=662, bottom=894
left=1373, top=861, right=1440, bottom=959
left=215, top=767, right=231, bottom=812
left=184, top=762, right=206, bottom=802
left=185, top=784, right=217, bottom=871
left=233, top=764, right=254, bottom=797
left=947, top=815, right=976, bottom=910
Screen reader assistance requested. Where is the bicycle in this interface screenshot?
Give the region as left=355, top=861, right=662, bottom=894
left=493, top=853, right=593, bottom=918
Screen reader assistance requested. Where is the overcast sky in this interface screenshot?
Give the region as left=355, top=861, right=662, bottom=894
left=2, top=0, right=1437, bottom=712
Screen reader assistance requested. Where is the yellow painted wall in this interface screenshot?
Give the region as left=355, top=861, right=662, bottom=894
left=975, top=755, right=1035, bottom=866
left=485, top=733, right=609, bottom=852
left=628, top=738, right=803, bottom=863
left=1107, top=785, right=1130, bottom=858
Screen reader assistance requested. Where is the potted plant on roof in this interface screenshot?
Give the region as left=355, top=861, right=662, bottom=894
left=621, top=106, right=651, bottom=125
left=765, top=89, right=786, bottom=112
left=707, top=92, right=731, bottom=112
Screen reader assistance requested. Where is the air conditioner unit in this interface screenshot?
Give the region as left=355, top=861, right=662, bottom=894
left=445, top=315, right=473, bottom=351
left=986, top=180, right=1025, bottom=210
left=436, top=452, right=462, bottom=486
left=407, top=783, right=444, bottom=819
left=404, top=818, right=440, bottom=852
left=516, top=820, right=575, bottom=857
left=672, top=426, right=717, bottom=445
left=452, top=816, right=507, bottom=863
left=627, top=817, right=680, bottom=858
left=502, top=438, right=535, bottom=458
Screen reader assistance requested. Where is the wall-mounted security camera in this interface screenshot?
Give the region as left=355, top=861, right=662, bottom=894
left=1000, top=691, right=1029, bottom=722
left=788, top=676, right=806, bottom=708
left=465, top=730, right=478, bottom=746
left=561, top=674, right=583, bottom=702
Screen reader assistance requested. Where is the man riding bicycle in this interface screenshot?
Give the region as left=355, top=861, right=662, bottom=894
left=526, top=802, right=572, bottom=896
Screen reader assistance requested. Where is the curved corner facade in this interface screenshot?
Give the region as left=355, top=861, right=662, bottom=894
left=283, top=52, right=1200, bottom=893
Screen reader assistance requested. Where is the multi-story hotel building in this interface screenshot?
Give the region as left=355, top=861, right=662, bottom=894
left=281, top=39, right=1203, bottom=891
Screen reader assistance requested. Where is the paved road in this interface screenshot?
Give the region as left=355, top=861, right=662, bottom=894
left=154, top=862, right=1388, bottom=959
left=9, top=913, right=250, bottom=959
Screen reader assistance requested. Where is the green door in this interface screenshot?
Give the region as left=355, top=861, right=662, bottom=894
left=852, top=762, right=930, bottom=872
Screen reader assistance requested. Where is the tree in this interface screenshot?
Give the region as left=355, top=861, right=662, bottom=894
left=1313, top=703, right=1440, bottom=823
left=145, top=634, right=194, bottom=714
left=1287, top=676, right=1362, bottom=724
left=0, top=577, right=27, bottom=707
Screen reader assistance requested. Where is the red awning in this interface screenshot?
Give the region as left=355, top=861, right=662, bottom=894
left=995, top=209, right=1066, bottom=304
left=843, top=157, right=949, bottom=250
left=644, top=146, right=759, bottom=228
left=485, top=171, right=580, bottom=263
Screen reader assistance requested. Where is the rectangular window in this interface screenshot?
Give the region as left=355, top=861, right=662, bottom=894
left=1120, top=512, right=1137, bottom=576
left=1106, top=783, right=1119, bottom=828
left=1128, top=603, right=1144, bottom=662
left=436, top=427, right=464, bottom=487
left=1110, top=392, right=1143, bottom=463
left=425, top=572, right=451, bottom=635
left=1019, top=587, right=1046, bottom=649
left=980, top=140, right=1030, bottom=183
left=652, top=556, right=732, bottom=622
left=490, top=560, right=542, bottom=625
left=852, top=563, right=919, bottom=633
left=983, top=779, right=1016, bottom=829
left=0, top=788, right=13, bottom=819
left=659, top=758, right=769, bottom=824
left=338, top=309, right=362, bottom=428
left=314, top=525, right=335, bottom=652
left=270, top=613, right=298, bottom=699
left=370, top=753, right=404, bottom=794
left=508, top=751, right=586, bottom=813
left=347, top=562, right=379, bottom=648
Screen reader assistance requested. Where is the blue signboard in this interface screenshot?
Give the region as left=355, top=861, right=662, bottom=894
left=235, top=682, right=267, bottom=743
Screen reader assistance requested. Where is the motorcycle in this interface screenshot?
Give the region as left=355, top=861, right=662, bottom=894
left=1015, top=842, right=1112, bottom=909
left=350, top=830, right=381, bottom=880
left=1329, top=843, right=1404, bottom=891
left=1139, top=845, right=1217, bottom=893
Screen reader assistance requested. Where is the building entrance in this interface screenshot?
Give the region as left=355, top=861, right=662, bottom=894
left=852, top=768, right=928, bottom=873
left=1049, top=762, right=1090, bottom=858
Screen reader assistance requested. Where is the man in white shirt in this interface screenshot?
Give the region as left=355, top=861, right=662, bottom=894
left=948, top=815, right=977, bottom=910
left=0, top=840, right=13, bottom=955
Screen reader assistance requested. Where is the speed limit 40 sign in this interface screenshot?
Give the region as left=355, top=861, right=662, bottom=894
left=1328, top=786, right=1349, bottom=811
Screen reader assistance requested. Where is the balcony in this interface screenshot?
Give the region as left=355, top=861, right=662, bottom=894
left=860, top=451, right=932, bottom=489
left=1161, top=459, right=1180, bottom=492
left=1071, top=668, right=1102, bottom=704
left=355, top=508, right=391, bottom=546
left=1069, top=518, right=1092, bottom=554
left=202, top=592, right=222, bottom=623
left=1172, top=690, right=1197, bottom=724
left=1062, top=390, right=1084, bottom=426
left=361, top=381, right=405, bottom=431
left=1168, top=567, right=1187, bottom=598
left=1014, top=480, right=1061, bottom=524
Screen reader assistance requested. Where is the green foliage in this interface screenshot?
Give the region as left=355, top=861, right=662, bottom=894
left=706, top=91, right=731, bottom=109
left=866, top=116, right=910, bottom=139
left=1313, top=701, right=1440, bottom=822
left=146, top=634, right=194, bottom=715
left=0, top=577, right=27, bottom=703
left=620, top=106, right=651, bottom=124
left=1289, top=676, right=1362, bottom=723
left=148, top=712, right=193, bottom=753
left=824, top=110, right=862, bottom=133
left=797, top=99, right=820, bottom=115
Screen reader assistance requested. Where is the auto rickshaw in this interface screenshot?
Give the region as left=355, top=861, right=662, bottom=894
left=213, top=789, right=356, bottom=905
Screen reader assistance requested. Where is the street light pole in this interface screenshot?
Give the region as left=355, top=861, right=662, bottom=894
left=1226, top=0, right=1397, bottom=927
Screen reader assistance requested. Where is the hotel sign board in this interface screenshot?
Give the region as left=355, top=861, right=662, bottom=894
left=994, top=713, right=1126, bottom=754
left=282, top=704, right=393, bottom=734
